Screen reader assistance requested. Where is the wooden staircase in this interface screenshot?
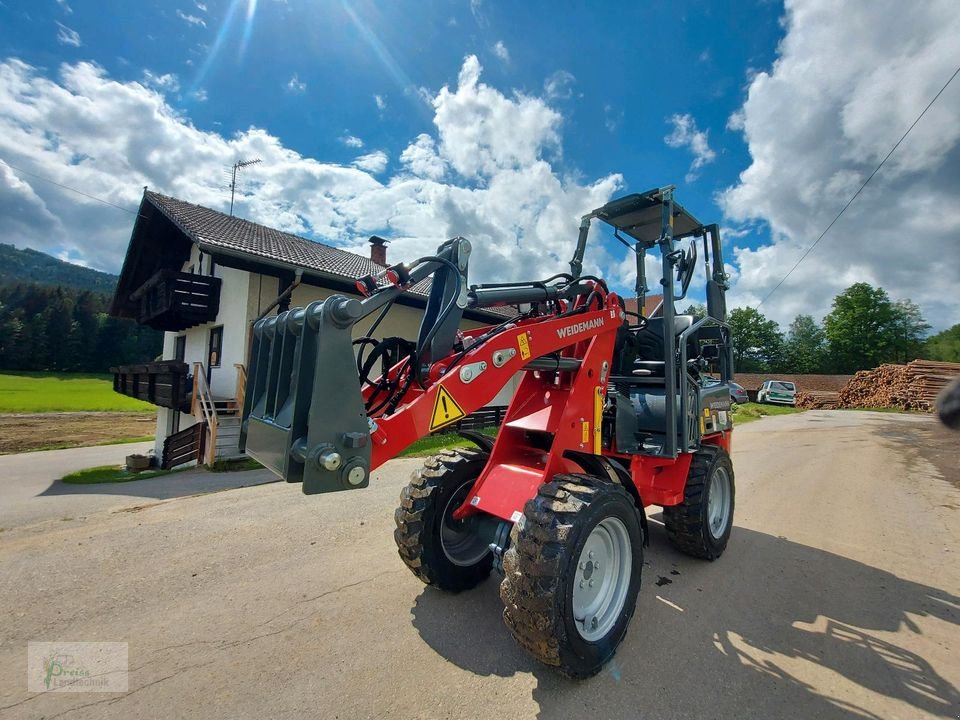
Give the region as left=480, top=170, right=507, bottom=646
left=212, top=400, right=243, bottom=461
left=160, top=363, right=247, bottom=469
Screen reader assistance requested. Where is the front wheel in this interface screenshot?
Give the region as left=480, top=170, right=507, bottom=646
left=500, top=475, right=644, bottom=678
left=394, top=448, right=493, bottom=592
left=663, top=446, right=735, bottom=560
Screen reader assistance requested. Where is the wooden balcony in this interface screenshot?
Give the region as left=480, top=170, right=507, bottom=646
left=111, top=360, right=191, bottom=412
left=130, top=270, right=221, bottom=331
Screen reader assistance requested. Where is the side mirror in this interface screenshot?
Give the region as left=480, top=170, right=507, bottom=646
left=676, top=240, right=698, bottom=300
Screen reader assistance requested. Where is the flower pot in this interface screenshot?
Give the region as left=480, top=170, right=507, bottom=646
left=126, top=454, right=151, bottom=472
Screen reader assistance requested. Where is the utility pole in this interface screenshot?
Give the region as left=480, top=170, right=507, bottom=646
left=229, top=158, right=261, bottom=216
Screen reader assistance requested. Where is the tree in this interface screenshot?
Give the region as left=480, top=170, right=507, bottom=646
left=925, top=324, right=960, bottom=362
left=0, top=282, right=162, bottom=372
left=683, top=303, right=707, bottom=319
left=889, top=299, right=930, bottom=363
left=823, top=283, right=929, bottom=373
left=728, top=307, right=784, bottom=372
left=783, top=314, right=826, bottom=373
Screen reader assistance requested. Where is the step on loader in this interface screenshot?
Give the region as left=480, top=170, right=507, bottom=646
left=241, top=186, right=736, bottom=677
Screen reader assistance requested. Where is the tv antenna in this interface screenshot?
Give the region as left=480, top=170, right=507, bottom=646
left=229, top=158, right=261, bottom=215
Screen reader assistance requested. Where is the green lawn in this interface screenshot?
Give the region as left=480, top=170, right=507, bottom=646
left=399, top=427, right=497, bottom=457
left=61, top=465, right=172, bottom=484
left=0, top=371, right=154, bottom=413
left=732, top=401, right=803, bottom=424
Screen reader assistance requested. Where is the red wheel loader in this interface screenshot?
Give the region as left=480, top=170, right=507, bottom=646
left=241, top=186, right=736, bottom=677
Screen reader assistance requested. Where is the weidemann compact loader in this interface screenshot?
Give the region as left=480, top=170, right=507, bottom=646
left=241, top=186, right=736, bottom=677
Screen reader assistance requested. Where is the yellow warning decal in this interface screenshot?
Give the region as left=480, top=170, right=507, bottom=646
left=429, top=385, right=467, bottom=431
left=581, top=421, right=590, bottom=444
left=517, top=333, right=531, bottom=360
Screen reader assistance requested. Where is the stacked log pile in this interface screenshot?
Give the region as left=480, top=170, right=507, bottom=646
left=796, top=391, right=840, bottom=409
left=835, top=359, right=960, bottom=412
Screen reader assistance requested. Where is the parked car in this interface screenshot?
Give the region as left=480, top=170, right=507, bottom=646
left=704, top=378, right=750, bottom=404
left=757, top=380, right=797, bottom=405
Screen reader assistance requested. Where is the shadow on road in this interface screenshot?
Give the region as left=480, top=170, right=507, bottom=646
left=35, top=469, right=279, bottom=502
left=411, top=525, right=959, bottom=720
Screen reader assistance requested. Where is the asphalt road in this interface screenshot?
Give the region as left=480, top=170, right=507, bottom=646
left=0, top=442, right=277, bottom=531
left=1, top=411, right=957, bottom=719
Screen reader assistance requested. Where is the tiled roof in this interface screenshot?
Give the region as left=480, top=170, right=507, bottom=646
left=622, top=295, right=664, bottom=318
left=146, top=191, right=390, bottom=282
left=142, top=192, right=508, bottom=317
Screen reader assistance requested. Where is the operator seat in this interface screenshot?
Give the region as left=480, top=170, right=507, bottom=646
left=630, top=315, right=696, bottom=377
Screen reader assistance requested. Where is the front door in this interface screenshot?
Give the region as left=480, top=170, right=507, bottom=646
left=207, top=326, right=223, bottom=385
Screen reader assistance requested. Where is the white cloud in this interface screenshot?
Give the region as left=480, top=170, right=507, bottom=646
left=0, top=56, right=621, bottom=289
left=544, top=70, right=575, bottom=100
left=726, top=110, right=745, bottom=131
left=492, top=41, right=510, bottom=64
left=176, top=9, right=206, bottom=27
left=470, top=0, right=487, bottom=27
left=399, top=134, right=446, bottom=180
left=340, top=134, right=364, bottom=149
left=352, top=150, right=388, bottom=174
left=664, top=113, right=715, bottom=182
left=190, top=88, right=208, bottom=102
left=56, top=0, right=73, bottom=14
left=604, top=104, right=623, bottom=133
left=194, top=1, right=207, bottom=11
left=142, top=70, right=179, bottom=94
left=720, top=0, right=960, bottom=330
left=432, top=56, right=562, bottom=179
left=55, top=22, right=81, bottom=47
left=373, top=94, right=386, bottom=111
left=286, top=73, right=306, bottom=94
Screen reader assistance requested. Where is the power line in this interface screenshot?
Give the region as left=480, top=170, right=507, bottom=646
left=0, top=160, right=138, bottom=215
left=755, top=62, right=960, bottom=309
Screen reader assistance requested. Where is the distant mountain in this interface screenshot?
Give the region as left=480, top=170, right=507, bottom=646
left=0, top=244, right=118, bottom=293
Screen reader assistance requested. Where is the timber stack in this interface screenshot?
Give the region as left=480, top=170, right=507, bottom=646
left=836, top=359, right=960, bottom=412
left=795, top=391, right=840, bottom=409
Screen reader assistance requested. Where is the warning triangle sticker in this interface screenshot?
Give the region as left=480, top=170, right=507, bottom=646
left=429, top=385, right=467, bottom=431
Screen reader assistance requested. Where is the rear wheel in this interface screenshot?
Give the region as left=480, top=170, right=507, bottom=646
left=500, top=475, right=643, bottom=678
left=394, top=448, right=493, bottom=592
left=663, top=446, right=735, bottom=560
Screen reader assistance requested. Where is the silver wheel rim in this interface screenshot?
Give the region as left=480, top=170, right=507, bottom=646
left=707, top=466, right=732, bottom=540
left=571, top=517, right=632, bottom=642
left=440, top=480, right=490, bottom=567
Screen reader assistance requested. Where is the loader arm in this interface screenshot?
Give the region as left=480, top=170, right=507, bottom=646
left=241, top=235, right=618, bottom=496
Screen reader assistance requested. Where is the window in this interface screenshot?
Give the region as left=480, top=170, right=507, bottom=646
left=208, top=326, right=223, bottom=368
left=174, top=335, right=186, bottom=362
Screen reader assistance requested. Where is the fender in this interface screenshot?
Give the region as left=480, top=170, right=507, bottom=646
left=563, top=450, right=649, bottom=547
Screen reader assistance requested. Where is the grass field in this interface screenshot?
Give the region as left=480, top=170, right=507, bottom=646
left=0, top=371, right=154, bottom=413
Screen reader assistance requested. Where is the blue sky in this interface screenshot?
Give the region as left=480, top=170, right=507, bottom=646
left=1, top=0, right=958, bottom=329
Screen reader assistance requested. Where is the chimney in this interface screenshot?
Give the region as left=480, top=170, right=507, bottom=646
left=369, top=235, right=387, bottom=266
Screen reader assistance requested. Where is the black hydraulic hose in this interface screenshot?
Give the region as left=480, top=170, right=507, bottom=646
left=409, top=255, right=463, bottom=376
left=443, top=311, right=529, bottom=374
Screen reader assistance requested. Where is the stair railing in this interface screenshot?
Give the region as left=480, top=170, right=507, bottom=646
left=234, top=363, right=247, bottom=415
left=191, top=363, right=218, bottom=466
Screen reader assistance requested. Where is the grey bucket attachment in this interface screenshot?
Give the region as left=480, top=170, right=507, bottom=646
left=241, top=295, right=371, bottom=494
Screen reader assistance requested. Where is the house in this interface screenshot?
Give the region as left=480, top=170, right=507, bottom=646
left=622, top=295, right=664, bottom=319
left=109, top=190, right=513, bottom=468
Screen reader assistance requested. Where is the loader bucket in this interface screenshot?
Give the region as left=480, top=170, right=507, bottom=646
left=241, top=295, right=372, bottom=494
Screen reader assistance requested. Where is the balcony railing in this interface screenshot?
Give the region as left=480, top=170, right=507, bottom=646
left=130, top=270, right=222, bottom=331
left=111, top=360, right=191, bottom=412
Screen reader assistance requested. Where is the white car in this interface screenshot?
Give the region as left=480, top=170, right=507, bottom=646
left=757, top=380, right=797, bottom=406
